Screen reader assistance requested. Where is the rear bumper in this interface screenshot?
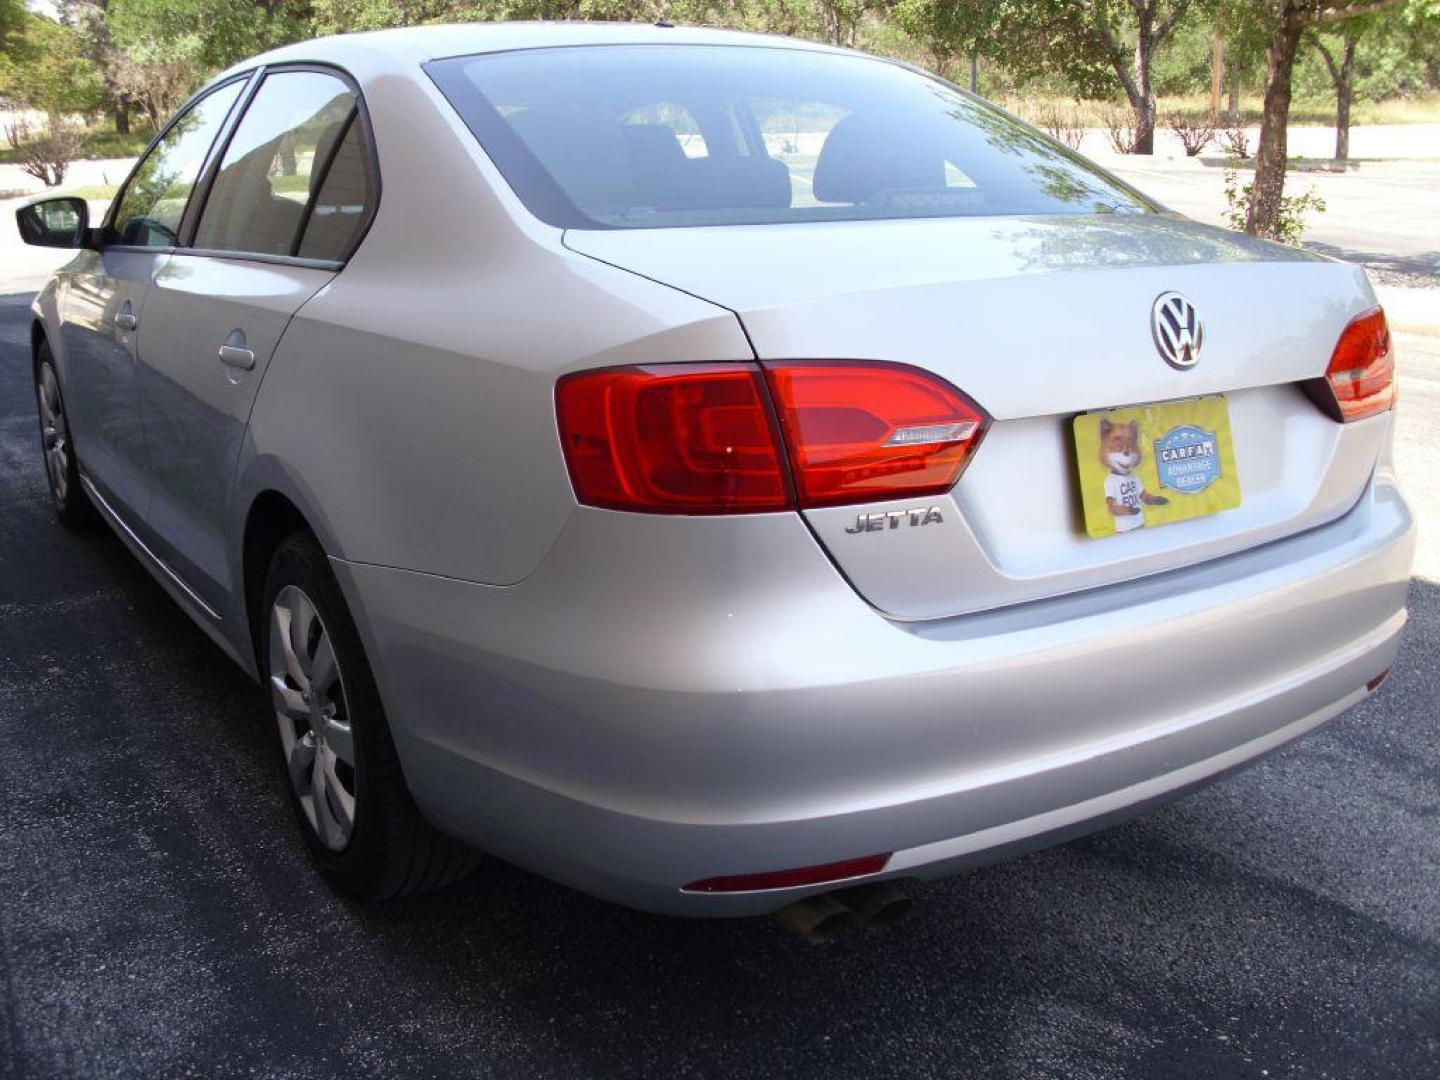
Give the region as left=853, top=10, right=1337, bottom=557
left=334, top=472, right=1413, bottom=916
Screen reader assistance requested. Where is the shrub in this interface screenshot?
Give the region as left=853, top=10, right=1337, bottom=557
left=1102, top=105, right=1140, bottom=154
left=1167, top=112, right=1215, bottom=156
left=1028, top=102, right=1087, bottom=151
left=1223, top=170, right=1326, bottom=246
left=4, top=117, right=29, bottom=152
left=1220, top=125, right=1251, bottom=160
left=18, top=120, right=82, bottom=187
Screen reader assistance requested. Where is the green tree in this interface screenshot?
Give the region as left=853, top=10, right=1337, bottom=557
left=109, top=0, right=308, bottom=72
left=0, top=12, right=104, bottom=118
left=1, top=0, right=26, bottom=56
left=987, top=0, right=1210, bottom=155
left=892, top=0, right=995, bottom=83
left=57, top=0, right=139, bottom=135
left=1402, top=0, right=1440, bottom=85
left=102, top=0, right=310, bottom=126
left=309, top=0, right=696, bottom=35
left=1306, top=13, right=1373, bottom=159
left=1245, top=0, right=1400, bottom=238
left=310, top=0, right=458, bottom=33
left=810, top=0, right=888, bottom=46
left=1219, top=0, right=1271, bottom=120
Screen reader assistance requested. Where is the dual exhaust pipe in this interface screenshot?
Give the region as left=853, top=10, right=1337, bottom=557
left=772, top=880, right=913, bottom=943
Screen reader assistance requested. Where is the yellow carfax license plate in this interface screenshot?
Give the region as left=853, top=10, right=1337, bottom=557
left=1073, top=395, right=1241, bottom=539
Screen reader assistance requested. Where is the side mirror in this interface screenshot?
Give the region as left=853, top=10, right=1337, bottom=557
left=15, top=197, right=92, bottom=249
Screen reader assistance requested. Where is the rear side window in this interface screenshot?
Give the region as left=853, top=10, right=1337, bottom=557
left=297, top=116, right=375, bottom=260
left=427, top=45, right=1150, bottom=230
left=195, top=70, right=372, bottom=260
left=111, top=80, right=245, bottom=248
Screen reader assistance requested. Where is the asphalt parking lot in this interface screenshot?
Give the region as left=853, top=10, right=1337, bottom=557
left=1, top=290, right=1437, bottom=1079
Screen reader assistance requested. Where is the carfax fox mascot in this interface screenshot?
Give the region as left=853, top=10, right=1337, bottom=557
left=1100, top=418, right=1168, bottom=533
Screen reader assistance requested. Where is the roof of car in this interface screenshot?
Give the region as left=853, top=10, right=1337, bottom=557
left=216, top=21, right=847, bottom=82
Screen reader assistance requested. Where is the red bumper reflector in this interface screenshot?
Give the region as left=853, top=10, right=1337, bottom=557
left=682, top=853, right=891, bottom=894
left=1366, top=668, right=1391, bottom=692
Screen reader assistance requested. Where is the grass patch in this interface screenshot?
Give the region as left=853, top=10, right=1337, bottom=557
left=1145, top=91, right=1440, bottom=126
left=1000, top=90, right=1440, bottom=128
left=0, top=125, right=153, bottom=165
left=73, top=128, right=154, bottom=160
left=55, top=183, right=119, bottom=202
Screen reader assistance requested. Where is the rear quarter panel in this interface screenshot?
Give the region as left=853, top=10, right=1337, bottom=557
left=234, top=63, right=754, bottom=588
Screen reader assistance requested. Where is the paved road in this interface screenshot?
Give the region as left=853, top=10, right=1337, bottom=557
left=0, top=292, right=1437, bottom=1079
left=1105, top=160, right=1440, bottom=286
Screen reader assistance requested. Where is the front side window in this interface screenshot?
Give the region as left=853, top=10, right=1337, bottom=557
left=195, top=70, right=360, bottom=257
left=427, top=46, right=1151, bottom=230
left=111, top=80, right=245, bottom=248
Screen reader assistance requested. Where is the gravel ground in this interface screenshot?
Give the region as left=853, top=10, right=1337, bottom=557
left=0, top=291, right=1437, bottom=1079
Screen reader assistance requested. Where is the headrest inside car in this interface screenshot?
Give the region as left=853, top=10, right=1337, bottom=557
left=813, top=113, right=946, bottom=205
left=641, top=155, right=792, bottom=212
left=509, top=106, right=633, bottom=214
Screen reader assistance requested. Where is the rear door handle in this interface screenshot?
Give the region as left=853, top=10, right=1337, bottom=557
left=113, top=312, right=138, bottom=331
left=218, top=344, right=256, bottom=370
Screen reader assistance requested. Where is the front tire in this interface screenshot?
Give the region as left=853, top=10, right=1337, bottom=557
left=260, top=532, right=479, bottom=899
left=33, top=344, right=97, bottom=527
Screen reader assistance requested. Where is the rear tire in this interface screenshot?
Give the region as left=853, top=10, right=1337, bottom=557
left=33, top=343, right=97, bottom=528
left=259, top=532, right=480, bottom=899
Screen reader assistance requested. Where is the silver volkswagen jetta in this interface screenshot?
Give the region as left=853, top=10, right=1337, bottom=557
left=18, top=23, right=1413, bottom=916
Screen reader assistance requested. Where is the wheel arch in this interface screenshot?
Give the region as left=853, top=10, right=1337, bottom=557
left=241, top=489, right=318, bottom=667
left=30, top=318, right=60, bottom=376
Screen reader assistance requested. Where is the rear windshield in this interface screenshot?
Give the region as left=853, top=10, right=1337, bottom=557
left=426, top=45, right=1151, bottom=230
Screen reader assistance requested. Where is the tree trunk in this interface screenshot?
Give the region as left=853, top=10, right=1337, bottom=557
left=1335, top=78, right=1351, bottom=160
left=1312, top=32, right=1359, bottom=162
left=1131, top=24, right=1156, bottom=154
left=1210, top=31, right=1224, bottom=124
left=969, top=54, right=978, bottom=94
left=114, top=105, right=130, bottom=135
left=1246, top=13, right=1305, bottom=237
left=1227, top=72, right=1240, bottom=124
left=1335, top=38, right=1356, bottom=160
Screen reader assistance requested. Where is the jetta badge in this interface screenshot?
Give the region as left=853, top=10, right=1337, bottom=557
left=1151, top=291, right=1203, bottom=370
left=845, top=506, right=944, bottom=534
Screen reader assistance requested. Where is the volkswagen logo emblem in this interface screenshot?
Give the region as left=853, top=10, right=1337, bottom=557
left=1151, top=291, right=1204, bottom=370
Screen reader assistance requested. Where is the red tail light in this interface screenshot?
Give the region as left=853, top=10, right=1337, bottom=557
left=763, top=361, right=988, bottom=508
left=555, top=363, right=791, bottom=514
left=556, top=361, right=988, bottom=514
left=1321, top=307, right=1395, bottom=422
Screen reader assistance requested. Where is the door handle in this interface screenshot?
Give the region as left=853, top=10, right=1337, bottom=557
left=114, top=312, right=138, bottom=332
left=218, top=345, right=256, bottom=371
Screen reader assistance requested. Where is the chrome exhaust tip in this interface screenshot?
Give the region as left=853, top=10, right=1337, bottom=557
left=832, top=881, right=913, bottom=926
left=772, top=893, right=860, bottom=943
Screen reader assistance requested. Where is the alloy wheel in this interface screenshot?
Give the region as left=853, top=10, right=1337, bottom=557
left=37, top=363, right=70, bottom=503
left=269, top=585, right=357, bottom=851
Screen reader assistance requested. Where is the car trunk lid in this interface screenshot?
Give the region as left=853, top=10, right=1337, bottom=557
left=565, top=213, right=1386, bottom=619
